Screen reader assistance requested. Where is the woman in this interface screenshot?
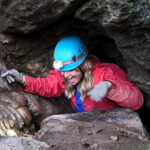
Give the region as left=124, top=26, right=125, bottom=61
left=1, top=36, right=144, bottom=112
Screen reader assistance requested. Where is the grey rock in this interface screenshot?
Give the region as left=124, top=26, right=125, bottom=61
left=36, top=109, right=150, bottom=150
left=0, top=0, right=86, bottom=34
left=0, top=136, right=50, bottom=150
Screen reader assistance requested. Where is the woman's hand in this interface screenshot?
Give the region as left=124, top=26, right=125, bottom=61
left=88, top=81, right=112, bottom=102
left=1, top=69, right=26, bottom=86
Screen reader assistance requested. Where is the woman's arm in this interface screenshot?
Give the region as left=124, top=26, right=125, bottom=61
left=106, top=81, right=144, bottom=110
left=103, top=64, right=144, bottom=110
left=23, top=69, right=65, bottom=97
left=92, top=63, right=144, bottom=111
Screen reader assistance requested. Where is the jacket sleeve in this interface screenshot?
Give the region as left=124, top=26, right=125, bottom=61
left=22, top=69, right=65, bottom=97
left=100, top=64, right=144, bottom=111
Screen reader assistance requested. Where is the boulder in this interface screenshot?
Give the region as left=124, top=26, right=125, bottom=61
left=0, top=136, right=50, bottom=150
left=36, top=109, right=150, bottom=150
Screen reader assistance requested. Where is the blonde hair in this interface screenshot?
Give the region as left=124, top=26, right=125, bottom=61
left=64, top=55, right=98, bottom=101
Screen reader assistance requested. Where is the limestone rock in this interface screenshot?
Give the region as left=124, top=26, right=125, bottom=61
left=0, top=0, right=86, bottom=34
left=0, top=136, right=50, bottom=150
left=36, top=109, right=150, bottom=150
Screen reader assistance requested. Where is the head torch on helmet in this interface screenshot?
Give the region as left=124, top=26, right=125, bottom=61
left=53, top=49, right=88, bottom=70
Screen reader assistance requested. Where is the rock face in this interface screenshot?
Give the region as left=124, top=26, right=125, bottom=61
left=0, top=0, right=86, bottom=33
left=36, top=109, right=150, bottom=150
left=0, top=136, right=50, bottom=150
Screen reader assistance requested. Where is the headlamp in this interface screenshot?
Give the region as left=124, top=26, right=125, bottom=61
left=53, top=61, right=64, bottom=70
left=53, top=49, right=88, bottom=70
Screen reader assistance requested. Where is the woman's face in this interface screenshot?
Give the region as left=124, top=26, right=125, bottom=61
left=61, top=68, right=82, bottom=85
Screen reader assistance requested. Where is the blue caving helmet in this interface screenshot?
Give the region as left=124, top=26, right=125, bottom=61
left=53, top=36, right=89, bottom=71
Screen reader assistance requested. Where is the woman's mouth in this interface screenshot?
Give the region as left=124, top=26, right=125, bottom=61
left=67, top=77, right=76, bottom=84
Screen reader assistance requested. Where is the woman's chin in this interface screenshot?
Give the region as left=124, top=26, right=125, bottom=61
left=69, top=82, right=76, bottom=85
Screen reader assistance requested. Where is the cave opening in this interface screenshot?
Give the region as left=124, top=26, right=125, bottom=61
left=85, top=35, right=126, bottom=72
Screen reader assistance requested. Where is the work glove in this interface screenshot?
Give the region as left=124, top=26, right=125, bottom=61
left=88, top=81, right=112, bottom=102
left=1, top=69, right=26, bottom=86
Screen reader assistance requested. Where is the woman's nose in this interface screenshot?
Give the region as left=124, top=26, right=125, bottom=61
left=63, top=71, right=70, bottom=78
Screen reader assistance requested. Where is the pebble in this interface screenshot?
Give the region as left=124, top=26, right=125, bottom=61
left=109, top=135, right=119, bottom=141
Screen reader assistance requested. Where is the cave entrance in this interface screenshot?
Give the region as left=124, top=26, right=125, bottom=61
left=85, top=34, right=126, bottom=71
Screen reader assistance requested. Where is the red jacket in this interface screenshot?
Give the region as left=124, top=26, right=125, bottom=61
left=23, top=60, right=144, bottom=111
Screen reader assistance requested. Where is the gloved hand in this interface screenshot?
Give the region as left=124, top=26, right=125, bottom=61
left=1, top=69, right=26, bottom=86
left=88, top=81, right=112, bottom=102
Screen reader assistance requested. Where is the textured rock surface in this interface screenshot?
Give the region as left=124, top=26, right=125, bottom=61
left=36, top=109, right=150, bottom=150
left=0, top=0, right=86, bottom=33
left=0, top=136, right=50, bottom=150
